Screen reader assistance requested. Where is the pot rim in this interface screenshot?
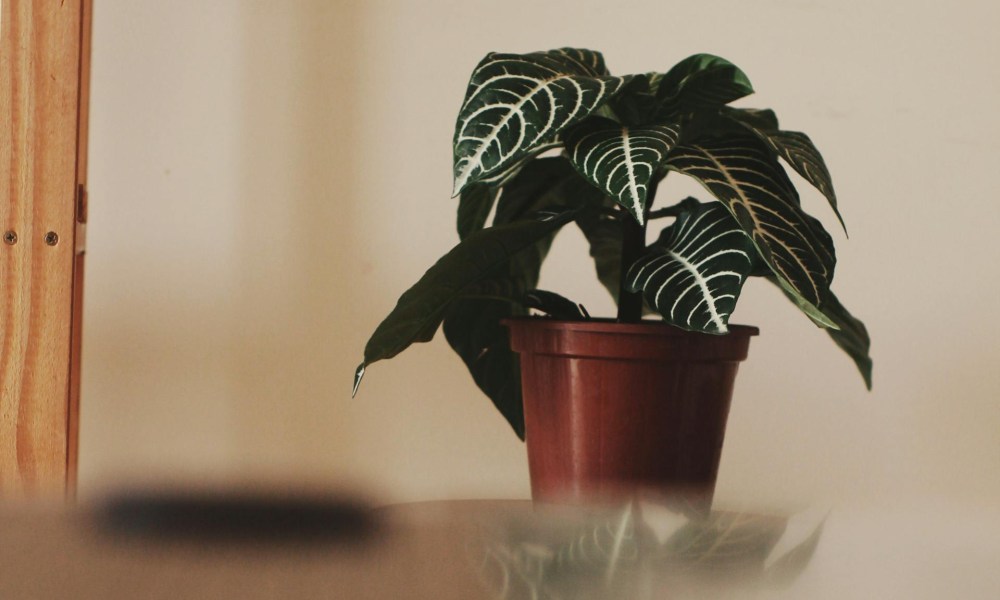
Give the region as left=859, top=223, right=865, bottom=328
left=501, top=316, right=759, bottom=338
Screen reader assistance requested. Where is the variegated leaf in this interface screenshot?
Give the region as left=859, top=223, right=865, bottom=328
left=626, top=200, right=758, bottom=334
left=478, top=140, right=563, bottom=187
left=566, top=117, right=680, bottom=224
left=666, top=136, right=836, bottom=307
left=726, top=108, right=845, bottom=231
left=452, top=48, right=630, bottom=195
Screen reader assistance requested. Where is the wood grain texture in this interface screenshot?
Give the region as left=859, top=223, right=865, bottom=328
left=0, top=0, right=90, bottom=498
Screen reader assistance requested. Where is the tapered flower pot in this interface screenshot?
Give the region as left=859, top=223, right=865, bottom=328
left=504, top=318, right=757, bottom=506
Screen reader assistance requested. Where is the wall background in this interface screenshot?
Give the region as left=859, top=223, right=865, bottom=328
left=81, top=0, right=1000, bottom=508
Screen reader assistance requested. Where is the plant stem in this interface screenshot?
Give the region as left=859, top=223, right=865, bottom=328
left=616, top=177, right=660, bottom=323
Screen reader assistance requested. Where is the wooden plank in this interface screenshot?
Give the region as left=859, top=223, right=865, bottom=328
left=0, top=0, right=89, bottom=498
left=66, top=0, right=93, bottom=498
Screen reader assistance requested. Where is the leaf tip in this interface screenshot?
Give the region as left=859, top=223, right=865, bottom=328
left=452, top=163, right=473, bottom=198
left=352, top=363, right=366, bottom=398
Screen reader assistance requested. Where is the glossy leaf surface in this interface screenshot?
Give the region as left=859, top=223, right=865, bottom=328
left=566, top=117, right=680, bottom=224
left=655, top=54, right=754, bottom=112
left=453, top=48, right=629, bottom=195
left=667, top=136, right=836, bottom=307
left=727, top=108, right=844, bottom=230
left=627, top=200, right=759, bottom=333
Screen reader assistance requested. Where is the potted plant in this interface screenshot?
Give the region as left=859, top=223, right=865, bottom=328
left=353, top=48, right=872, bottom=504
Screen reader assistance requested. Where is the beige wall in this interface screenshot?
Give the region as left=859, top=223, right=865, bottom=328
left=81, top=0, right=1000, bottom=507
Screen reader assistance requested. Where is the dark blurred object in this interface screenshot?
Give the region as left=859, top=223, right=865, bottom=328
left=98, top=491, right=377, bottom=545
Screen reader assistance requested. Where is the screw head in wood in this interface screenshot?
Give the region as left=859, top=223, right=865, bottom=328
left=45, top=231, right=59, bottom=246
left=3, top=231, right=17, bottom=245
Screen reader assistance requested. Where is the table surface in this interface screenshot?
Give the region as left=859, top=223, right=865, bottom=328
left=0, top=495, right=997, bottom=599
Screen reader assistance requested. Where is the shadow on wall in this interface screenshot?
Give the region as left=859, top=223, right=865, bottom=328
left=229, top=2, right=365, bottom=475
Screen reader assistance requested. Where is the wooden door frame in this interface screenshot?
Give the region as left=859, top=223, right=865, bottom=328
left=0, top=0, right=91, bottom=499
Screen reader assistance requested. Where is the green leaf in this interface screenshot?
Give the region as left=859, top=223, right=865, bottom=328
left=523, top=289, right=586, bottom=319
left=452, top=48, right=630, bottom=195
left=770, top=277, right=872, bottom=389
left=726, top=107, right=778, bottom=130
left=627, top=199, right=760, bottom=334
left=726, top=108, right=845, bottom=231
left=478, top=140, right=563, bottom=187
left=443, top=298, right=527, bottom=438
left=576, top=202, right=623, bottom=304
left=493, top=158, right=618, bottom=302
left=355, top=209, right=579, bottom=392
left=667, top=136, right=837, bottom=308
left=457, top=183, right=499, bottom=240
left=441, top=158, right=588, bottom=437
left=655, top=54, right=754, bottom=112
left=565, top=117, right=680, bottom=225
left=605, top=74, right=661, bottom=125
left=494, top=157, right=582, bottom=224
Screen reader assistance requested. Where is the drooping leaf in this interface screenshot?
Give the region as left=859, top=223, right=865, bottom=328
left=769, top=277, right=872, bottom=389
left=655, top=54, right=754, bottom=113
left=442, top=246, right=552, bottom=440
left=355, top=209, right=579, bottom=392
left=627, top=199, right=759, bottom=334
left=457, top=183, right=499, bottom=240
left=565, top=117, right=680, bottom=225
left=442, top=159, right=589, bottom=437
left=726, top=108, right=845, bottom=231
left=452, top=48, right=630, bottom=195
left=443, top=298, right=527, bottom=438
left=666, top=136, right=836, bottom=308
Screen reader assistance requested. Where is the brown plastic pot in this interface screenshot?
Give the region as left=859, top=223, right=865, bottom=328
left=504, top=318, right=758, bottom=506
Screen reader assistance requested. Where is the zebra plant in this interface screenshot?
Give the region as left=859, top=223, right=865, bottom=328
left=354, top=48, right=872, bottom=438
